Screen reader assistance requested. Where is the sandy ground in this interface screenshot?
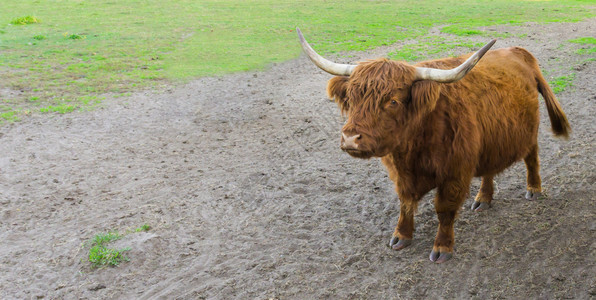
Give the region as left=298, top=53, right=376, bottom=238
left=0, top=20, right=595, bottom=299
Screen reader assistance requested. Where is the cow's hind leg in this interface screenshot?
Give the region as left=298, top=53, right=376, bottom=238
left=430, top=178, right=471, bottom=263
left=524, top=145, right=542, bottom=200
left=471, top=175, right=494, bottom=212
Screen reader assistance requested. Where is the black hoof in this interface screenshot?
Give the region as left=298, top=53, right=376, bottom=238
left=389, top=236, right=412, bottom=250
left=429, top=250, right=453, bottom=263
left=525, top=191, right=541, bottom=200
left=471, top=201, right=490, bottom=212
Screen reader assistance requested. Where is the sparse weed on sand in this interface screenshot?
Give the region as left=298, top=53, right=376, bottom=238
left=39, top=104, right=75, bottom=114
left=569, top=37, right=596, bottom=55
left=0, top=111, right=20, bottom=122
left=84, top=225, right=151, bottom=268
left=135, top=224, right=151, bottom=232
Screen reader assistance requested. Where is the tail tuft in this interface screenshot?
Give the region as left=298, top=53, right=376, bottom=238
left=537, top=74, right=571, bottom=139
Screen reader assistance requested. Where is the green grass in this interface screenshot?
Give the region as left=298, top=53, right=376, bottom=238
left=440, top=25, right=484, bottom=36
left=576, top=47, right=596, bottom=55
left=389, top=36, right=483, bottom=62
left=0, top=1, right=594, bottom=119
left=569, top=37, right=596, bottom=44
left=550, top=74, right=575, bottom=94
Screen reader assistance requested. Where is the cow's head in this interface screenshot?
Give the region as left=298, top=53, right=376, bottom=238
left=297, top=28, right=495, bottom=159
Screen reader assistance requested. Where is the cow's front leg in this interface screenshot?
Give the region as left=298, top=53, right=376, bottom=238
left=389, top=199, right=417, bottom=250
left=430, top=180, right=470, bottom=263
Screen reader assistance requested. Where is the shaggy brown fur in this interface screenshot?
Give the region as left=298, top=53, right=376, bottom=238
left=326, top=46, right=570, bottom=263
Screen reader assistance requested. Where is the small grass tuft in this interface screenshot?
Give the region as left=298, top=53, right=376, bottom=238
left=86, top=231, right=129, bottom=268
left=135, top=224, right=151, bottom=232
left=89, top=245, right=131, bottom=267
left=33, top=34, right=45, bottom=40
left=92, top=232, right=122, bottom=245
left=549, top=74, right=575, bottom=94
left=10, top=15, right=40, bottom=25
left=67, top=33, right=84, bottom=40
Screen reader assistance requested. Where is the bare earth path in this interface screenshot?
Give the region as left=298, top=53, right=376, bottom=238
left=1, top=20, right=595, bottom=299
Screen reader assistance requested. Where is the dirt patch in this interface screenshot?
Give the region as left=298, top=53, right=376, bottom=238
left=0, top=20, right=595, bottom=299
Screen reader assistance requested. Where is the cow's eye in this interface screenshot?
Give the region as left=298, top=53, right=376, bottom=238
left=391, top=100, right=397, bottom=105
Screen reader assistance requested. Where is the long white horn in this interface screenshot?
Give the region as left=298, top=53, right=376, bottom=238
left=297, top=27, right=356, bottom=76
left=414, top=39, right=496, bottom=83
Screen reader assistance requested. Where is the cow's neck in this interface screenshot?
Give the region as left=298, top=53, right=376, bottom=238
left=390, top=98, right=454, bottom=172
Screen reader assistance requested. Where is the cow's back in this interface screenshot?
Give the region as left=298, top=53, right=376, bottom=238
left=424, top=48, right=544, bottom=176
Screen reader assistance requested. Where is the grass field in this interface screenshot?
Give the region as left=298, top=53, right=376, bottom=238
left=0, top=0, right=594, bottom=120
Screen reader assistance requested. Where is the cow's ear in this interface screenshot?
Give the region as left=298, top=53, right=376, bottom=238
left=410, top=80, right=440, bottom=115
left=327, top=76, right=350, bottom=113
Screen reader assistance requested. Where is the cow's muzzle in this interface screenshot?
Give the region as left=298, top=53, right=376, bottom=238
left=341, top=132, right=361, bottom=151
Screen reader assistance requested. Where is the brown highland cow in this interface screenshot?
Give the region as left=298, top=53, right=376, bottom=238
left=297, top=28, right=570, bottom=263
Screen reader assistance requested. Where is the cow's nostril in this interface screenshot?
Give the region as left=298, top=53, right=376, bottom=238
left=355, top=135, right=361, bottom=140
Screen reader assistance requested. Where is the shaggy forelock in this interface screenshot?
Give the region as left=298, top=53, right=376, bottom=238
left=347, top=59, right=416, bottom=114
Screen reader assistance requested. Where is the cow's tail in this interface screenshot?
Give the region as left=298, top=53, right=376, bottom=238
left=536, top=71, right=570, bottom=139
